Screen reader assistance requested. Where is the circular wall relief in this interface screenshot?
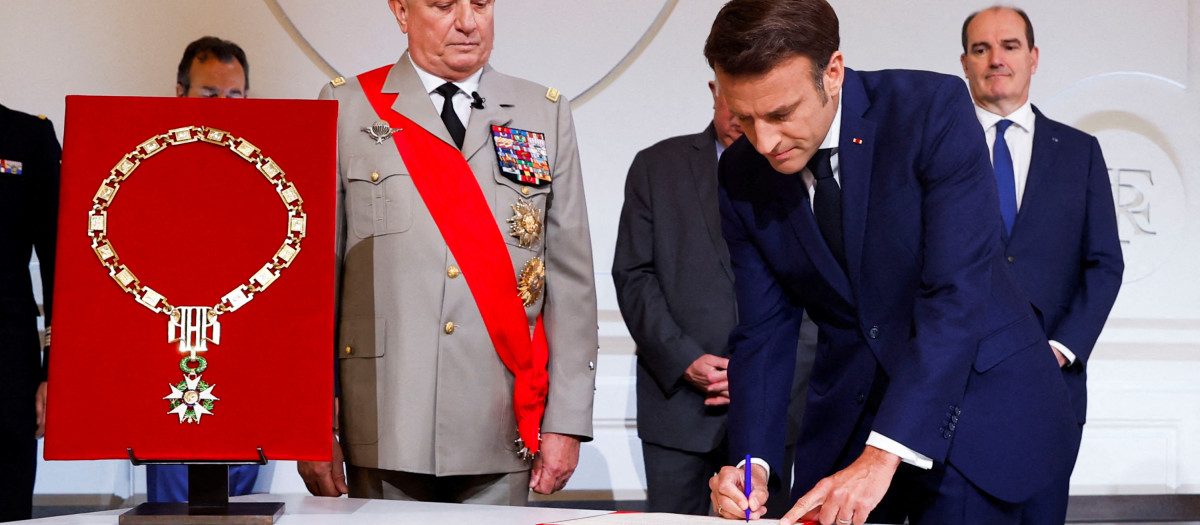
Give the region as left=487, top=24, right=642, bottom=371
left=1041, top=73, right=1191, bottom=284
left=1091, top=129, right=1186, bottom=283
left=274, top=0, right=670, bottom=100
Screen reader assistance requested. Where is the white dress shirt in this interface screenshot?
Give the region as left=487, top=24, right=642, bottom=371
left=798, top=92, right=843, bottom=205
left=974, top=102, right=1077, bottom=366
left=409, top=55, right=482, bottom=129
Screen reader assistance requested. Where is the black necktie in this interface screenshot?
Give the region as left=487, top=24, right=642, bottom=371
left=434, top=82, right=466, bottom=149
left=807, top=148, right=846, bottom=271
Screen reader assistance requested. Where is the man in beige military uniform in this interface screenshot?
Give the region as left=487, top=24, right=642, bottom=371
left=297, top=0, right=598, bottom=505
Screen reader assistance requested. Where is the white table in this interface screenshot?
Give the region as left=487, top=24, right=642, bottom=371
left=21, top=494, right=613, bottom=525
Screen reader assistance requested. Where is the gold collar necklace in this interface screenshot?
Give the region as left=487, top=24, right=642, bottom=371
left=87, top=126, right=306, bottom=423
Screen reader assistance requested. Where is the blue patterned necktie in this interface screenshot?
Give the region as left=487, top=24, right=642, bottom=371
left=992, top=119, right=1017, bottom=235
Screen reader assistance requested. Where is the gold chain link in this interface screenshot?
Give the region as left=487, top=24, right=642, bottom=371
left=87, top=125, right=306, bottom=319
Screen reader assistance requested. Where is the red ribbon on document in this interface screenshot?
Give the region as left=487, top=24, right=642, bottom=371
left=357, top=65, right=549, bottom=456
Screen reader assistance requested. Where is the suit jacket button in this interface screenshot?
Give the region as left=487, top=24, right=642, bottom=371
left=447, top=265, right=461, bottom=278
left=344, top=346, right=352, bottom=355
left=1006, top=255, right=1015, bottom=263
left=868, top=326, right=880, bottom=339
left=942, top=430, right=952, bottom=439
left=444, top=321, right=455, bottom=334
left=370, top=171, right=380, bottom=182
left=521, top=187, right=531, bottom=195
left=950, top=414, right=958, bottom=423
left=855, top=393, right=865, bottom=404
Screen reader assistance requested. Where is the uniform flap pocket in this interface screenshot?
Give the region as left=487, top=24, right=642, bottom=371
left=493, top=167, right=551, bottom=197
left=347, top=155, right=408, bottom=183
left=974, top=315, right=1043, bottom=373
left=338, top=317, right=386, bottom=359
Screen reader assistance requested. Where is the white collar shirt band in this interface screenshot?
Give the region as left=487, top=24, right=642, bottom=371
left=975, top=101, right=1036, bottom=209
left=800, top=91, right=844, bottom=210
left=409, top=55, right=483, bottom=129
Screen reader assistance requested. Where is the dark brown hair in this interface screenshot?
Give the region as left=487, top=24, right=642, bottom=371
left=961, top=6, right=1035, bottom=53
left=177, top=36, right=250, bottom=93
left=703, top=0, right=839, bottom=90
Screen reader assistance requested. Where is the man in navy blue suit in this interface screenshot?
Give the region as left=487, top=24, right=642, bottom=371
left=704, top=1, right=1084, bottom=523
left=961, top=7, right=1124, bottom=524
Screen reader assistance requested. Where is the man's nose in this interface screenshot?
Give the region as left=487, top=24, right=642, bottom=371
left=455, top=3, right=478, bottom=33
left=751, top=123, right=780, bottom=156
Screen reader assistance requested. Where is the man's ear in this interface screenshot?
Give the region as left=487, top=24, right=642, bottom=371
left=824, top=50, right=845, bottom=95
left=389, top=0, right=410, bottom=33
left=176, top=83, right=186, bottom=97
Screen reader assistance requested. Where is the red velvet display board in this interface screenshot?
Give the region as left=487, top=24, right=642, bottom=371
left=45, top=96, right=337, bottom=461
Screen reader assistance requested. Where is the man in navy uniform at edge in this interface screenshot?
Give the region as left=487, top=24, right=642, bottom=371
left=613, top=79, right=816, bottom=516
left=961, top=7, right=1123, bottom=523
left=705, top=1, right=1082, bottom=523
left=145, top=35, right=259, bottom=503
left=0, top=103, right=58, bottom=522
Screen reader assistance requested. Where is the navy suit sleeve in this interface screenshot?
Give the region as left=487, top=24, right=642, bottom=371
left=719, top=178, right=801, bottom=485
left=869, top=78, right=1002, bottom=461
left=1048, top=136, right=1123, bottom=366
left=32, top=118, right=60, bottom=382
left=613, top=150, right=707, bottom=394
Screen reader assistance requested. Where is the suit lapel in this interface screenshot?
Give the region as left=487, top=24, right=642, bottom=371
left=464, top=65, right=514, bottom=162
left=1012, top=108, right=1056, bottom=240
left=384, top=54, right=457, bottom=149
left=837, top=70, right=876, bottom=298
left=689, top=124, right=734, bottom=282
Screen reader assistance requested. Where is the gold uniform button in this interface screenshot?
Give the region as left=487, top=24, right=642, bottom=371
left=444, top=321, right=455, bottom=334
left=370, top=171, right=380, bottom=182
left=447, top=265, right=461, bottom=278
left=521, top=187, right=531, bottom=195
left=344, top=346, right=352, bottom=355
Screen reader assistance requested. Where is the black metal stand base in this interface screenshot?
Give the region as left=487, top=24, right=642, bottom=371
left=120, top=450, right=282, bottom=524
left=119, top=502, right=284, bottom=525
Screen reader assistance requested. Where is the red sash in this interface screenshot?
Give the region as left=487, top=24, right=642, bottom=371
left=357, top=66, right=549, bottom=455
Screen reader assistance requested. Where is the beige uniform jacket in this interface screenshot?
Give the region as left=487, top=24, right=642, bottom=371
left=321, top=54, right=598, bottom=476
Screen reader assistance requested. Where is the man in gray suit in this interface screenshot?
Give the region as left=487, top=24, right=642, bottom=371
left=613, top=82, right=815, bottom=516
left=298, top=0, right=598, bottom=505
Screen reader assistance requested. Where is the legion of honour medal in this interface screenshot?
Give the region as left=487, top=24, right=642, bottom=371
left=88, top=126, right=306, bottom=423
left=507, top=198, right=543, bottom=248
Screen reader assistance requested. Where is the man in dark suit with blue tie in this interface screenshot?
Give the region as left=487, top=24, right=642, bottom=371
left=704, top=1, right=1084, bottom=523
left=961, top=7, right=1124, bottom=524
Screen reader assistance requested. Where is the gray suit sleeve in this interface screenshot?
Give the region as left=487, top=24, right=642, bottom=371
left=539, top=93, right=598, bottom=440
left=319, top=82, right=345, bottom=397
left=612, top=150, right=707, bottom=395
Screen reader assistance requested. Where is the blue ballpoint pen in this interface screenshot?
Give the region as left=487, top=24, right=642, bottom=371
left=744, top=454, right=752, bottom=521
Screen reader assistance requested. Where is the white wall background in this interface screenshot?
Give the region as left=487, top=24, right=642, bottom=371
left=3, top=0, right=1198, bottom=504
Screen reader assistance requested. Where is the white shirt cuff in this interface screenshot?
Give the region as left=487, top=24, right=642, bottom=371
left=866, top=431, right=933, bottom=470
left=735, top=457, right=771, bottom=480
left=1049, top=340, right=1076, bottom=366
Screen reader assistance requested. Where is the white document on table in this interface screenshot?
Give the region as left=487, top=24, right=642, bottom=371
left=545, top=514, right=781, bottom=525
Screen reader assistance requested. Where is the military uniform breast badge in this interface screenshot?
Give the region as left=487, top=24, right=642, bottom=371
left=88, top=126, right=306, bottom=423
left=518, top=257, right=545, bottom=307
left=491, top=125, right=551, bottom=187
left=0, top=159, right=23, bottom=175
left=507, top=199, right=543, bottom=248
left=362, top=120, right=402, bottom=145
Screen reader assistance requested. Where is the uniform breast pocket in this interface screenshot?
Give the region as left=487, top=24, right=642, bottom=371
left=345, top=156, right=415, bottom=239
left=493, top=169, right=551, bottom=251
